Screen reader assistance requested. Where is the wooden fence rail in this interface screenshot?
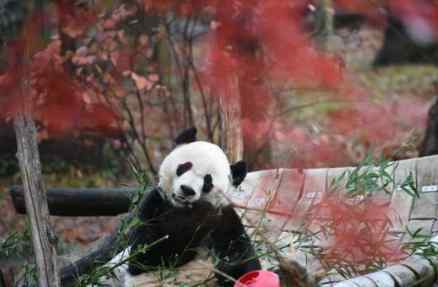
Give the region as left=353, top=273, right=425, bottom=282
left=10, top=187, right=137, bottom=216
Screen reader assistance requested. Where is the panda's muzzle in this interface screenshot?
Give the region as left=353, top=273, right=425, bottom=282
left=180, top=185, right=196, bottom=197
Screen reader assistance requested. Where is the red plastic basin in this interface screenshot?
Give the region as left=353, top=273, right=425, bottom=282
left=234, top=270, right=280, bottom=287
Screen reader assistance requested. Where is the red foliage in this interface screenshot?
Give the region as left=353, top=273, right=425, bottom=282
left=0, top=12, right=46, bottom=117
left=213, top=0, right=344, bottom=88
left=198, top=0, right=348, bottom=167
left=56, top=0, right=97, bottom=38
left=0, top=6, right=119, bottom=137
left=34, top=41, right=119, bottom=136
left=235, top=170, right=405, bottom=272
left=271, top=96, right=427, bottom=168
left=270, top=123, right=350, bottom=168
left=0, top=44, right=23, bottom=118
left=328, top=99, right=428, bottom=150
left=308, top=192, right=404, bottom=268
left=110, top=49, right=137, bottom=74
left=256, top=1, right=343, bottom=89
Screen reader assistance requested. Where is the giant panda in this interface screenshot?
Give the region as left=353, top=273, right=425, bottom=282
left=58, top=127, right=261, bottom=287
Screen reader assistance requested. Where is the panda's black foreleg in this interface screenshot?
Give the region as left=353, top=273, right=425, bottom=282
left=127, top=187, right=165, bottom=275
left=212, top=206, right=261, bottom=287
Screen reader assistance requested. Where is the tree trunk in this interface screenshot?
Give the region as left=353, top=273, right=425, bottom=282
left=14, top=113, right=60, bottom=287
left=315, top=0, right=335, bottom=50
left=220, top=77, right=243, bottom=163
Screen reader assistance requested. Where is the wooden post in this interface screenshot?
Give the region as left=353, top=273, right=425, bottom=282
left=14, top=113, right=60, bottom=287
left=13, top=1, right=60, bottom=283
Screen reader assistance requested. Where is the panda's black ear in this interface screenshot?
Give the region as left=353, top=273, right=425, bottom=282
left=230, top=161, right=247, bottom=187
left=175, top=127, right=197, bottom=145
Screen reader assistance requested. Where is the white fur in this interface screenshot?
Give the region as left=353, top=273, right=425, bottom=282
left=159, top=141, right=233, bottom=207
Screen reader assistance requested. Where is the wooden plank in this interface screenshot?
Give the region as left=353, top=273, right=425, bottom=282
left=402, top=255, right=436, bottom=287
left=14, top=112, right=60, bottom=287
left=383, top=265, right=417, bottom=287
left=406, top=219, right=434, bottom=237
left=389, top=159, right=416, bottom=233
left=302, top=168, right=328, bottom=202
left=266, top=169, right=306, bottom=233
left=236, top=169, right=307, bottom=240
left=343, top=276, right=377, bottom=287
left=326, top=166, right=353, bottom=193
left=410, top=193, right=437, bottom=220
left=232, top=169, right=275, bottom=205
left=235, top=169, right=283, bottom=240
left=332, top=255, right=436, bottom=287
left=365, top=271, right=396, bottom=287
left=326, top=162, right=395, bottom=201
left=332, top=281, right=359, bottom=287
left=300, top=168, right=328, bottom=232
left=234, top=169, right=282, bottom=212
left=414, top=156, right=438, bottom=220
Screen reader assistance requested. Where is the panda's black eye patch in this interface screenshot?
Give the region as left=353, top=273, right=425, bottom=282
left=202, top=174, right=213, bottom=193
left=176, top=162, right=192, bottom=176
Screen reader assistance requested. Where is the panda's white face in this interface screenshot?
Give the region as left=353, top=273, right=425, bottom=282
left=158, top=141, right=232, bottom=208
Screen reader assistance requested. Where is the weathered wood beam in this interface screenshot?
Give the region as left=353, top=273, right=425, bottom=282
left=10, top=187, right=138, bottom=216
left=14, top=113, right=60, bottom=287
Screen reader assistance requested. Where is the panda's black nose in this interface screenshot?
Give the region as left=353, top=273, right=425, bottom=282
left=180, top=185, right=196, bottom=197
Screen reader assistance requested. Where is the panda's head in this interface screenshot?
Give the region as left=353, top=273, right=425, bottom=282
left=158, top=128, right=247, bottom=208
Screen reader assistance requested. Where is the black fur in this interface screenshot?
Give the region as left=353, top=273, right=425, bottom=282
left=128, top=188, right=220, bottom=273
left=230, top=161, right=247, bottom=187
left=175, top=127, right=197, bottom=145
left=420, top=98, right=438, bottom=156
left=202, top=174, right=213, bottom=193
left=176, top=161, right=193, bottom=176
left=211, top=205, right=262, bottom=286
left=128, top=188, right=261, bottom=286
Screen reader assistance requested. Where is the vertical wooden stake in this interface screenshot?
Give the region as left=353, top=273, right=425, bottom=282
left=14, top=4, right=59, bottom=279
left=14, top=113, right=60, bottom=287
